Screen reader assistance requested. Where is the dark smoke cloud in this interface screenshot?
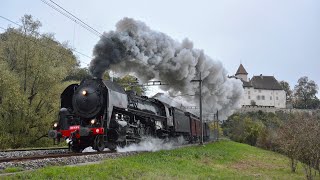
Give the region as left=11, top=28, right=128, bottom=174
left=90, top=17, right=243, bottom=119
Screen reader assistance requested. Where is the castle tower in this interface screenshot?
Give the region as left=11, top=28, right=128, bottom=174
left=235, top=64, right=248, bottom=82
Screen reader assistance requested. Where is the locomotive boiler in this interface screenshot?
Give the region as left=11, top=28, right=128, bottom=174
left=48, top=78, right=210, bottom=152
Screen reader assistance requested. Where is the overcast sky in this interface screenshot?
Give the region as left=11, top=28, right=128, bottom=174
left=1, top=0, right=319, bottom=96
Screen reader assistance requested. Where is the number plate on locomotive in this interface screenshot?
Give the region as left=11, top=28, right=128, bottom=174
left=69, top=125, right=80, bottom=130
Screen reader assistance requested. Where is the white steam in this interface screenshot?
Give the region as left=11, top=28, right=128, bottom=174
left=82, top=137, right=186, bottom=153
left=90, top=17, right=243, bottom=120
left=117, top=136, right=186, bottom=152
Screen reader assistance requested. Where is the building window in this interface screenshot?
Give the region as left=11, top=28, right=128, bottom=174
left=270, top=96, right=272, bottom=100
left=248, top=96, right=251, bottom=99
left=248, top=91, right=250, bottom=95
left=276, top=97, right=279, bottom=100
left=259, top=90, right=261, bottom=93
left=257, top=95, right=260, bottom=100
left=262, top=96, right=265, bottom=100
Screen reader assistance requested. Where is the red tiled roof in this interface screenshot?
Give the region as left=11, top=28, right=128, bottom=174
left=235, top=64, right=248, bottom=75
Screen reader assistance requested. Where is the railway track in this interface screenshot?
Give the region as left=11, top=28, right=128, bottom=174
left=0, top=147, right=70, bottom=160
left=0, top=147, right=68, bottom=152
left=0, top=150, right=115, bottom=163
left=0, top=140, right=215, bottom=173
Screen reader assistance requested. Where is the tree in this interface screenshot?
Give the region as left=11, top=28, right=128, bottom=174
left=279, top=80, right=293, bottom=103
left=101, top=71, right=146, bottom=96
left=64, top=67, right=91, bottom=81
left=0, top=62, right=28, bottom=148
left=116, top=75, right=147, bottom=95
left=277, top=112, right=320, bottom=179
left=293, top=76, right=319, bottom=109
left=222, top=113, right=266, bottom=146
left=276, top=114, right=302, bottom=173
left=0, top=15, right=78, bottom=148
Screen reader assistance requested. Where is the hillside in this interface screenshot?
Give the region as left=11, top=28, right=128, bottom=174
left=11, top=140, right=304, bottom=179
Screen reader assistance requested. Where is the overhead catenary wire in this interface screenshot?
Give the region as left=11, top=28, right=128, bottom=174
left=40, top=0, right=93, bottom=36
left=40, top=0, right=154, bottom=68
left=0, top=25, right=89, bottom=66
left=0, top=15, right=21, bottom=27
left=48, top=0, right=103, bottom=37
left=40, top=0, right=103, bottom=38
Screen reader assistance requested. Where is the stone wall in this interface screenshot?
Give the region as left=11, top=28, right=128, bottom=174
left=237, top=106, right=315, bottom=114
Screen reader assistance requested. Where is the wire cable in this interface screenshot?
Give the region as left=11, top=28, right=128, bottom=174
left=39, top=0, right=154, bottom=68
left=0, top=15, right=21, bottom=26
left=40, top=0, right=102, bottom=38
left=48, top=0, right=103, bottom=36
left=0, top=25, right=90, bottom=66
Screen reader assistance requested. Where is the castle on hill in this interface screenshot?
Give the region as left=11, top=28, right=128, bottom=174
left=233, top=64, right=286, bottom=108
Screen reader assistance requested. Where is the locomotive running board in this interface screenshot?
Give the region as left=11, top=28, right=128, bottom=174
left=113, top=107, right=167, bottom=121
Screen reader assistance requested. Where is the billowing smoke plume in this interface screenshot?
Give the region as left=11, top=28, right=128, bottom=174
left=90, top=17, right=243, bottom=119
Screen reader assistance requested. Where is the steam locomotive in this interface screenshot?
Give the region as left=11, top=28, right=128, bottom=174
left=48, top=78, right=210, bottom=152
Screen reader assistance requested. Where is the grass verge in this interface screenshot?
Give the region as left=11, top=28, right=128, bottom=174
left=6, top=140, right=305, bottom=179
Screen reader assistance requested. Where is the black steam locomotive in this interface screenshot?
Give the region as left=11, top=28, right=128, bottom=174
left=48, top=78, right=210, bottom=152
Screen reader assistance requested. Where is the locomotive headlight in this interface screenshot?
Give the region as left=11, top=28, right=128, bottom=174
left=90, top=119, right=96, bottom=125
left=53, top=122, right=58, bottom=128
left=82, top=90, right=87, bottom=96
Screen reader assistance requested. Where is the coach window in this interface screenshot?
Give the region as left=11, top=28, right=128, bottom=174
left=169, top=108, right=173, bottom=116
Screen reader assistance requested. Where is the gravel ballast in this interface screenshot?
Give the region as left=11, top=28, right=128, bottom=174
left=0, top=151, right=140, bottom=171
left=0, top=149, right=69, bottom=159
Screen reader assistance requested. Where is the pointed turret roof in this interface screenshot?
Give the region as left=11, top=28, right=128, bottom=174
left=235, top=64, right=248, bottom=75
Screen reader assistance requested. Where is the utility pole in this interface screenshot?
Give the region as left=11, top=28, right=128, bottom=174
left=191, top=72, right=203, bottom=145
left=216, top=110, right=219, bottom=141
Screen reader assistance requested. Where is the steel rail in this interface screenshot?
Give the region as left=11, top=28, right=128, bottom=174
left=0, top=150, right=115, bottom=163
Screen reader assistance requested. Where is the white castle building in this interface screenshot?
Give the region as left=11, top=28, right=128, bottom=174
left=234, top=64, right=286, bottom=108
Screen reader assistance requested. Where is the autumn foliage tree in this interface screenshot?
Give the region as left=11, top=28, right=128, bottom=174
left=277, top=112, right=320, bottom=179
left=224, top=111, right=320, bottom=179
left=293, top=76, right=319, bottom=109
left=279, top=80, right=293, bottom=103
